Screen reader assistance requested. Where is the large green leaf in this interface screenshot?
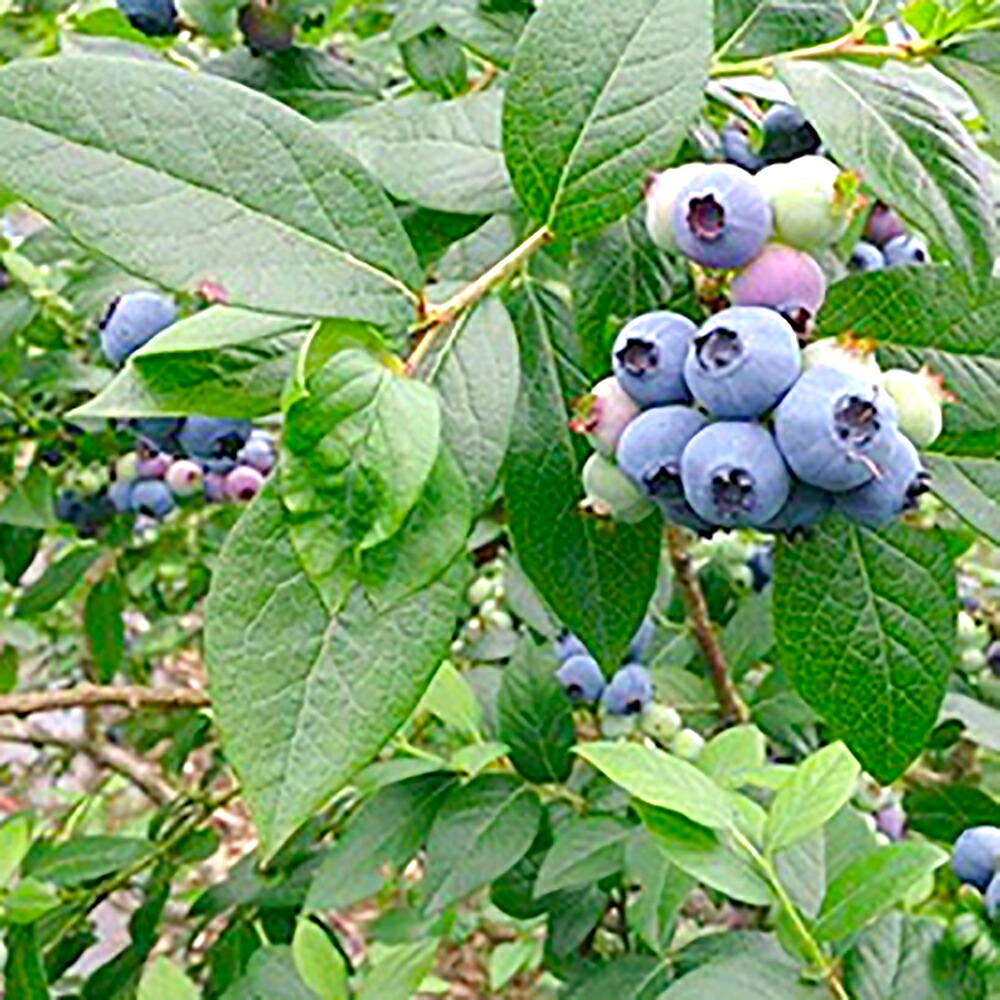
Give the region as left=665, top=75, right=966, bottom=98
left=658, top=944, right=825, bottom=999
left=778, top=61, right=995, bottom=283
left=534, top=816, right=632, bottom=897
left=326, top=91, right=513, bottom=215
left=204, top=484, right=466, bottom=853
left=922, top=452, right=1000, bottom=547
left=221, top=947, right=316, bottom=1000
left=4, top=924, right=49, bottom=1000
left=502, top=0, right=711, bottom=236
left=505, top=282, right=660, bottom=668
left=0, top=57, right=421, bottom=324
left=564, top=956, right=670, bottom=999
left=422, top=774, right=542, bottom=912
left=72, top=308, right=307, bottom=420
left=815, top=843, right=948, bottom=943
left=905, top=783, right=1000, bottom=844
left=356, top=940, right=440, bottom=1000
left=936, top=32, right=1000, bottom=142
left=773, top=518, right=955, bottom=784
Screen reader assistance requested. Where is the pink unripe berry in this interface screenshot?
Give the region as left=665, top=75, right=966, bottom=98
left=864, top=203, right=907, bottom=247
left=570, top=377, right=640, bottom=457
left=204, top=472, right=228, bottom=503
left=165, top=459, right=204, bottom=497
left=135, top=452, right=171, bottom=479
left=225, top=465, right=264, bottom=502
left=729, top=243, right=827, bottom=332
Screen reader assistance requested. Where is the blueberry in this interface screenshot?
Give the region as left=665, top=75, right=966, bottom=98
left=987, top=641, right=1000, bottom=678
left=848, top=241, right=886, bottom=274
left=881, top=368, right=945, bottom=448
left=953, top=827, right=1000, bottom=891
left=836, top=432, right=930, bottom=528
left=108, top=480, right=134, bottom=513
left=720, top=123, right=765, bottom=173
left=684, top=307, right=801, bottom=419
left=100, top=291, right=178, bottom=365
left=628, top=618, right=655, bottom=662
left=238, top=0, right=295, bottom=54
left=203, top=472, right=228, bottom=504
left=615, top=405, right=708, bottom=500
left=116, top=0, right=178, bottom=34
left=757, top=479, right=833, bottom=534
left=729, top=244, right=827, bottom=332
left=671, top=727, right=705, bottom=761
left=756, top=156, right=853, bottom=251
left=581, top=453, right=653, bottom=524
left=178, top=417, right=252, bottom=463
left=645, top=163, right=705, bottom=253
left=225, top=465, right=265, bottom=502
left=681, top=422, right=791, bottom=528
left=135, top=451, right=171, bottom=479
left=883, top=234, right=929, bottom=267
left=875, top=806, right=906, bottom=842
left=130, top=479, right=175, bottom=519
left=556, top=654, right=605, bottom=702
left=774, top=367, right=898, bottom=492
left=126, top=418, right=184, bottom=453
left=671, top=164, right=773, bottom=269
left=864, top=203, right=907, bottom=247
left=611, top=312, right=697, bottom=408
left=236, top=434, right=277, bottom=475
left=165, top=459, right=204, bottom=497
left=747, top=547, right=774, bottom=591
left=601, top=664, right=653, bottom=716
left=56, top=490, right=85, bottom=525
left=570, top=377, right=640, bottom=457
left=759, top=104, right=821, bottom=164
left=987, top=874, right=1000, bottom=920
left=0, top=267, right=9, bottom=292
left=658, top=496, right=715, bottom=534
left=555, top=633, right=588, bottom=663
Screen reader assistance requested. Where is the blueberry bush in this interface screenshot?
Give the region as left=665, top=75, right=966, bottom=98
left=3, top=0, right=1000, bottom=996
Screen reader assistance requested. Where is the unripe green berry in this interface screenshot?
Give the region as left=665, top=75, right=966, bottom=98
left=601, top=713, right=636, bottom=740
left=802, top=337, right=881, bottom=383
left=581, top=453, right=654, bottom=524
left=961, top=647, right=987, bottom=674
left=641, top=703, right=682, bottom=742
left=882, top=368, right=946, bottom=447
left=671, top=728, right=705, bottom=761
left=467, top=576, right=495, bottom=607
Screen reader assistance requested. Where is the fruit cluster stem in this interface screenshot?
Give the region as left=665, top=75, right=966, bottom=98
left=665, top=525, right=749, bottom=725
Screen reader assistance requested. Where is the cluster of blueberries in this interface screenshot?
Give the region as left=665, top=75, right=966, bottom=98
left=56, top=291, right=274, bottom=536
left=954, top=827, right=1000, bottom=918
left=573, top=105, right=943, bottom=535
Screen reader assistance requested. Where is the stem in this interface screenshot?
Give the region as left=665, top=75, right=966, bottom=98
left=665, top=526, right=749, bottom=725
left=406, top=226, right=553, bottom=375
left=0, top=683, right=209, bottom=717
left=732, top=829, right=850, bottom=1000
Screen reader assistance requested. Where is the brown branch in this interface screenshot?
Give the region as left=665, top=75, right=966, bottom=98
left=665, top=526, right=750, bottom=725
left=0, top=683, right=209, bottom=717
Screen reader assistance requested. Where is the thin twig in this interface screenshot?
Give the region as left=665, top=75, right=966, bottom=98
left=665, top=526, right=749, bottom=725
left=0, top=683, right=209, bottom=717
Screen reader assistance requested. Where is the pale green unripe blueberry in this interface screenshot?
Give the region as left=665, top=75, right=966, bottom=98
left=581, top=453, right=654, bottom=524
left=959, top=610, right=989, bottom=647
left=601, top=713, right=636, bottom=740
left=115, top=452, right=139, bottom=482
left=467, top=576, right=495, bottom=607
left=486, top=610, right=514, bottom=632
left=961, top=647, right=987, bottom=674
left=802, top=337, right=881, bottom=383
left=641, top=703, right=682, bottom=742
left=671, top=728, right=705, bottom=761
left=645, top=162, right=705, bottom=253
left=756, top=156, right=857, bottom=251
left=882, top=368, right=945, bottom=447
left=480, top=597, right=501, bottom=618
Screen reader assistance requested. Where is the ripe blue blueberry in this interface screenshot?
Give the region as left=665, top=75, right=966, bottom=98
left=848, top=241, right=886, bottom=274
left=747, top=547, right=774, bottom=591
left=681, top=422, right=791, bottom=528
left=759, top=104, right=821, bottom=164
left=616, top=406, right=708, bottom=500
left=987, top=874, right=1000, bottom=920
left=628, top=618, right=655, bottom=662
left=239, top=1, right=295, bottom=54
left=773, top=366, right=898, bottom=492
left=757, top=479, right=833, bottom=534
left=238, top=434, right=276, bottom=474
left=671, top=164, right=772, bottom=269
left=720, top=124, right=764, bottom=173
left=658, top=496, right=715, bottom=535
left=611, top=312, right=697, bottom=408
left=108, top=480, right=134, bottom=514
left=56, top=490, right=85, bottom=526
left=883, top=234, right=929, bottom=267
left=836, top=432, right=930, bottom=528
left=684, top=307, right=801, bottom=419
left=556, top=655, right=605, bottom=703
left=602, top=665, right=653, bottom=716
left=116, top=0, right=178, bottom=35
left=953, top=826, right=1000, bottom=892
left=100, top=291, right=177, bottom=366
left=130, top=479, right=175, bottom=519
left=178, top=417, right=253, bottom=464
left=555, top=633, right=588, bottom=663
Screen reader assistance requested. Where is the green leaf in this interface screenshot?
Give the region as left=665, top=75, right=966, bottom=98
left=356, top=940, right=439, bottom=1000
left=775, top=831, right=826, bottom=920
left=698, top=725, right=767, bottom=789
left=535, top=816, right=632, bottom=897
left=14, top=543, right=101, bottom=618
left=138, top=959, right=200, bottom=1000
left=281, top=349, right=441, bottom=607
left=221, top=946, right=317, bottom=1000
left=400, top=29, right=468, bottom=99
left=578, top=742, right=733, bottom=830
left=71, top=309, right=307, bottom=421
left=0, top=466, right=54, bottom=530
left=489, top=939, right=537, bottom=992
left=773, top=517, right=955, bottom=783
left=423, top=773, right=542, bottom=913
left=0, top=57, right=420, bottom=324
left=815, top=843, right=948, bottom=943
left=292, top=919, right=349, bottom=1000
left=941, top=692, right=1000, bottom=753
left=419, top=661, right=483, bottom=736
left=4, top=879, right=60, bottom=924
left=505, top=282, right=659, bottom=668
left=327, top=91, right=513, bottom=215
left=84, top=574, right=124, bottom=684
left=24, top=837, right=153, bottom=887
left=936, top=33, right=1000, bottom=142
left=0, top=813, right=31, bottom=887
left=4, top=924, right=50, bottom=1000
left=502, top=0, right=711, bottom=236
left=428, top=297, right=520, bottom=514
left=638, top=805, right=771, bottom=906
left=922, top=452, right=1000, bottom=547
left=497, top=638, right=575, bottom=785
left=306, top=772, right=456, bottom=911
left=659, top=946, right=826, bottom=1000
left=777, top=60, right=995, bottom=283
left=625, top=832, right=695, bottom=952
left=205, top=484, right=466, bottom=854
left=565, top=956, right=670, bottom=999
left=904, top=783, right=1000, bottom=844
left=394, top=0, right=531, bottom=67
left=765, top=743, right=861, bottom=855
